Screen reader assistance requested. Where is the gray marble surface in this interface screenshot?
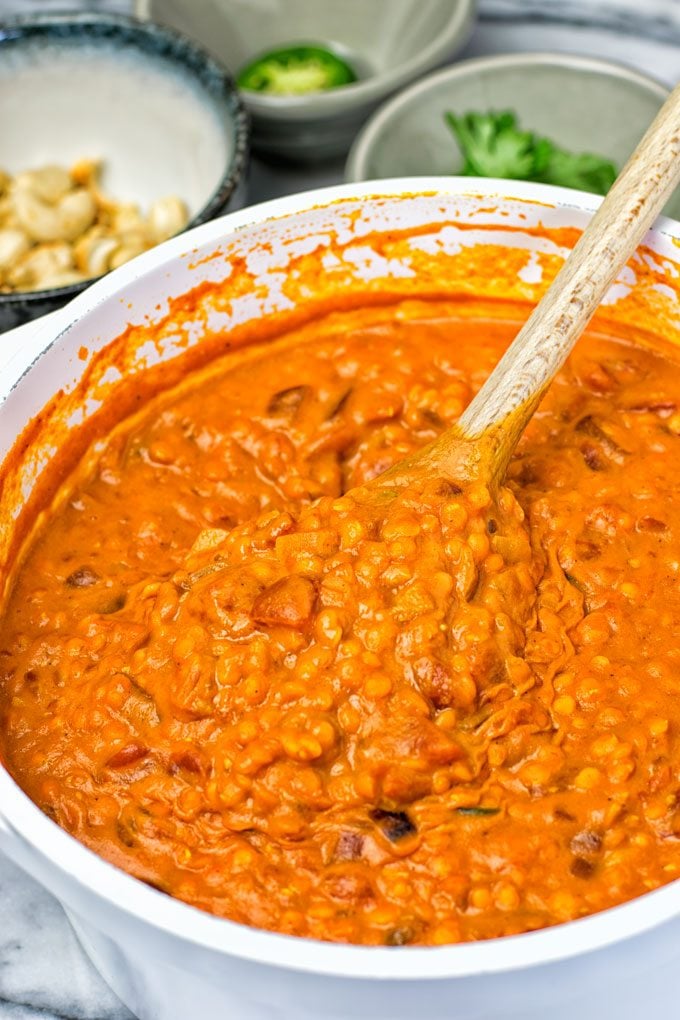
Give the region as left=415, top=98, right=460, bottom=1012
left=0, top=857, right=130, bottom=1020
left=1, top=1, right=680, bottom=1018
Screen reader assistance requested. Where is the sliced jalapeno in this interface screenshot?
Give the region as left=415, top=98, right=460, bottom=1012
left=237, top=44, right=357, bottom=95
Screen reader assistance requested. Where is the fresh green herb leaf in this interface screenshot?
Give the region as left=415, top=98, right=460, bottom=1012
left=445, top=110, right=617, bottom=196
left=455, top=806, right=500, bottom=816
left=564, top=572, right=589, bottom=597
left=536, top=148, right=617, bottom=195
left=445, top=112, right=537, bottom=180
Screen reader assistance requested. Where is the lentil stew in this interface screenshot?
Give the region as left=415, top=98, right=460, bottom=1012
left=2, top=298, right=680, bottom=946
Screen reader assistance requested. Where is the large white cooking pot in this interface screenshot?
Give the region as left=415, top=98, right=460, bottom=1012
left=1, top=180, right=680, bottom=1020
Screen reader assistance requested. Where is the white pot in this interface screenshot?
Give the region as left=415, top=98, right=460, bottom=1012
left=1, top=179, right=680, bottom=1020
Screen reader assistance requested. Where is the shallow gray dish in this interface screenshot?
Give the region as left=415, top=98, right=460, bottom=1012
left=346, top=52, right=679, bottom=215
left=136, top=0, right=477, bottom=161
left=0, top=11, right=249, bottom=331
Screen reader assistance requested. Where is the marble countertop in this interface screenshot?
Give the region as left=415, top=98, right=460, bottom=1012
left=1, top=1, right=680, bottom=1018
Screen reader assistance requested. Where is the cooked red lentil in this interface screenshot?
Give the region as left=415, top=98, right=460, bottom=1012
left=2, top=303, right=680, bottom=946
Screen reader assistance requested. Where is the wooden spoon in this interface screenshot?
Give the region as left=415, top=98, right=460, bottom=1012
left=382, top=82, right=680, bottom=493
left=149, top=88, right=680, bottom=799
left=179, top=87, right=680, bottom=659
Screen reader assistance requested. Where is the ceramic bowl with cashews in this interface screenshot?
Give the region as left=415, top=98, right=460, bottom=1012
left=0, top=12, right=249, bottom=331
left=0, top=161, right=189, bottom=292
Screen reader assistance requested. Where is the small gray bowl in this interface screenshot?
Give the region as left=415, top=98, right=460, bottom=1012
left=136, top=0, right=477, bottom=161
left=0, top=11, right=249, bottom=332
left=346, top=53, right=678, bottom=213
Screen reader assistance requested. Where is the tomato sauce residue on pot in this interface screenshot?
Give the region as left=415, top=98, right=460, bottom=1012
left=3, top=207, right=680, bottom=947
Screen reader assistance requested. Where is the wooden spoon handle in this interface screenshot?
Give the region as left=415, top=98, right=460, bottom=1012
left=452, top=81, right=680, bottom=480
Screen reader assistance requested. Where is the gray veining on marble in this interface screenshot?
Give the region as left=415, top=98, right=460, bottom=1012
left=0, top=854, right=132, bottom=1019
left=1, top=1, right=680, bottom=1018
left=484, top=0, right=680, bottom=43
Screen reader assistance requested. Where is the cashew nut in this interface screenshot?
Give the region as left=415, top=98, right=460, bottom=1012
left=0, top=195, right=20, bottom=229
left=110, top=204, right=145, bottom=234
left=74, top=232, right=119, bottom=277
left=69, top=158, right=100, bottom=188
left=0, top=228, right=29, bottom=271
left=147, top=196, right=189, bottom=243
left=7, top=242, right=74, bottom=289
left=12, top=186, right=96, bottom=243
left=0, top=159, right=189, bottom=294
left=15, top=165, right=71, bottom=204
left=36, top=269, right=86, bottom=292
left=109, top=233, right=148, bottom=270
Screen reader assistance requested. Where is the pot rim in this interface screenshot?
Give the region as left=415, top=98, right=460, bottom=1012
left=2, top=176, right=680, bottom=981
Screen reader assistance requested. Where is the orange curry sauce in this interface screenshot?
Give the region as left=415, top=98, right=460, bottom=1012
left=2, top=300, right=680, bottom=946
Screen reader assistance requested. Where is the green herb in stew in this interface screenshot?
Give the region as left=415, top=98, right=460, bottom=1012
left=456, top=806, right=501, bottom=816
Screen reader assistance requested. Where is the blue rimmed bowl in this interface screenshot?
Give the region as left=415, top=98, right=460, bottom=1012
left=0, top=11, right=249, bottom=331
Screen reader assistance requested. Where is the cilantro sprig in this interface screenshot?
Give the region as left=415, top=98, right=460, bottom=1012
left=445, top=111, right=617, bottom=196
